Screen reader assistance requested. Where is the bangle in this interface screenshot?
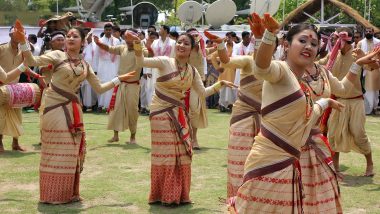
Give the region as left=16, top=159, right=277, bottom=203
left=19, top=42, right=30, bottom=52
left=350, top=62, right=361, bottom=75
left=262, top=30, right=276, bottom=46
left=254, top=39, right=262, bottom=50
left=133, top=42, right=142, bottom=51
left=17, top=63, right=27, bottom=73
left=111, top=77, right=121, bottom=86
left=217, top=41, right=226, bottom=50
left=213, top=81, right=223, bottom=91
left=316, top=98, right=329, bottom=111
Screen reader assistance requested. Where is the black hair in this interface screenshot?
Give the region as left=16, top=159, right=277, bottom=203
left=148, top=25, right=156, bottom=31
left=178, top=33, right=195, bottom=49
left=112, top=25, right=121, bottom=32
left=241, top=31, right=250, bottom=38
left=170, top=31, right=179, bottom=40
left=140, top=31, right=146, bottom=36
left=149, top=31, right=159, bottom=38
left=28, top=34, right=38, bottom=43
left=286, top=24, right=321, bottom=44
left=186, top=28, right=197, bottom=33
left=104, top=23, right=113, bottom=29
left=161, top=25, right=170, bottom=34
left=71, top=27, right=86, bottom=41
left=120, top=29, right=127, bottom=36
left=127, top=28, right=138, bottom=34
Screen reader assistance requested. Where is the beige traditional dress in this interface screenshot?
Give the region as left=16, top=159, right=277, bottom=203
left=189, top=47, right=208, bottom=129
left=0, top=42, right=24, bottom=138
left=106, top=45, right=144, bottom=133
left=325, top=50, right=371, bottom=155
left=136, top=55, right=219, bottom=204
left=233, top=61, right=323, bottom=214
left=300, top=63, right=351, bottom=214
left=220, top=56, right=263, bottom=198
left=0, top=66, right=7, bottom=83
left=24, top=50, right=116, bottom=204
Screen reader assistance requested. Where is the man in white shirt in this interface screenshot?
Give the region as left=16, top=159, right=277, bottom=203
left=357, top=27, right=380, bottom=114
left=96, top=23, right=121, bottom=112
left=149, top=25, right=176, bottom=58
left=81, top=29, right=98, bottom=111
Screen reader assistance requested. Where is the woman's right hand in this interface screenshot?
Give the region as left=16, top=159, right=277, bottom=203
left=204, top=31, right=224, bottom=44
left=13, top=19, right=26, bottom=43
left=262, top=13, right=280, bottom=34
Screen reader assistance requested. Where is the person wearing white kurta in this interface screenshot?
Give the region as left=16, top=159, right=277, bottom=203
left=96, top=26, right=121, bottom=110
left=81, top=37, right=98, bottom=109
left=357, top=28, right=380, bottom=114
left=232, top=32, right=255, bottom=88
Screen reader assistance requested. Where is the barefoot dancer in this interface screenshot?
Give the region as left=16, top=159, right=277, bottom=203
left=15, top=21, right=137, bottom=204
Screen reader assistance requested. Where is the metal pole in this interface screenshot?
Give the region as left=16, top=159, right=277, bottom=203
left=56, top=0, right=58, bottom=15
left=131, top=0, right=133, bottom=27
left=321, top=0, right=324, bottom=24
left=368, top=0, right=371, bottom=21
left=282, top=0, right=285, bottom=22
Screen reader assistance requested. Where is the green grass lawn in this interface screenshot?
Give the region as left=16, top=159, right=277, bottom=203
left=0, top=109, right=379, bottom=213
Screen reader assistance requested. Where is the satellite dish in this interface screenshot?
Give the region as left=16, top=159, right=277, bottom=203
left=178, top=1, right=203, bottom=25
left=132, top=2, right=159, bottom=28
left=250, top=0, right=281, bottom=16
left=206, top=0, right=236, bottom=28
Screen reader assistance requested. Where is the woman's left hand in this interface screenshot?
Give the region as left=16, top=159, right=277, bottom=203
left=262, top=13, right=280, bottom=34
left=220, top=80, right=238, bottom=88
left=118, top=71, right=138, bottom=82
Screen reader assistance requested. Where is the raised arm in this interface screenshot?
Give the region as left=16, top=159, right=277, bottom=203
left=253, top=13, right=284, bottom=82
left=13, top=20, right=57, bottom=66
left=129, top=32, right=165, bottom=69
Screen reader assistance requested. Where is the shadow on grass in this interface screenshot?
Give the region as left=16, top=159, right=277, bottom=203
left=340, top=174, right=374, bottom=187
left=0, top=150, right=39, bottom=158
left=148, top=202, right=221, bottom=214
left=37, top=201, right=136, bottom=213
left=89, top=143, right=151, bottom=153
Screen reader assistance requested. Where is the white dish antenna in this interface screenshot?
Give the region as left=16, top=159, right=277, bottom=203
left=250, top=0, right=281, bottom=16
left=205, top=0, right=236, bottom=28
left=178, top=1, right=203, bottom=25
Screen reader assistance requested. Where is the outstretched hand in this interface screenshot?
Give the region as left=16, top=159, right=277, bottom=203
left=220, top=80, right=238, bottom=88
left=248, top=13, right=265, bottom=39
left=118, top=71, right=138, bottom=82
left=356, top=47, right=380, bottom=68
left=204, top=30, right=224, bottom=44
left=328, top=98, right=344, bottom=112
left=262, top=13, right=280, bottom=34
left=13, top=19, right=26, bottom=43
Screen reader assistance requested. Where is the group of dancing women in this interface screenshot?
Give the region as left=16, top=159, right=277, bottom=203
left=1, top=13, right=379, bottom=213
